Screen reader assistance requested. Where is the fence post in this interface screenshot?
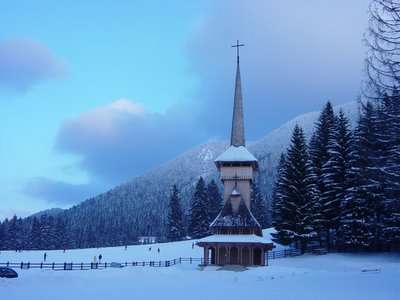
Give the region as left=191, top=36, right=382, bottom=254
left=179, top=257, right=181, bottom=264
left=40, top=262, right=43, bottom=269
left=52, top=262, right=55, bottom=270
left=81, top=263, right=83, bottom=270
left=190, top=257, right=192, bottom=264
left=20, top=262, right=23, bottom=269
left=28, top=262, right=30, bottom=269
left=7, top=262, right=9, bottom=267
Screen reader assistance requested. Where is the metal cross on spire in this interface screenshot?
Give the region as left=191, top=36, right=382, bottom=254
left=232, top=40, right=245, bottom=63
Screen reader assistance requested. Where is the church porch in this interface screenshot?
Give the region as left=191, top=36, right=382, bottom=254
left=197, top=241, right=273, bottom=266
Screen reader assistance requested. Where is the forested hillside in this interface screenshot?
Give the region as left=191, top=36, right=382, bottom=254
left=0, top=102, right=358, bottom=250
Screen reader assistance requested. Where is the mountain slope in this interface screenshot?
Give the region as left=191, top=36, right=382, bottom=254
left=63, top=102, right=359, bottom=242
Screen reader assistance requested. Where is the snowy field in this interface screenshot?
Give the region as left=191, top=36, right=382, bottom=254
left=0, top=230, right=399, bottom=300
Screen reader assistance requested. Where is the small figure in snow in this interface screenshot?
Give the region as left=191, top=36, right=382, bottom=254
left=157, top=248, right=160, bottom=254
left=43, top=252, right=47, bottom=262
left=93, top=256, right=97, bottom=264
left=98, top=254, right=102, bottom=263
left=192, top=242, right=195, bottom=249
left=125, top=245, right=127, bottom=251
left=63, top=248, right=66, bottom=253
left=149, top=247, right=152, bottom=252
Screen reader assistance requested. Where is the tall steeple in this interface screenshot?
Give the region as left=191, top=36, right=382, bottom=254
left=230, top=40, right=245, bottom=147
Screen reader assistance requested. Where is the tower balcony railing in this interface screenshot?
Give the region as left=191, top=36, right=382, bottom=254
left=220, top=175, right=253, bottom=181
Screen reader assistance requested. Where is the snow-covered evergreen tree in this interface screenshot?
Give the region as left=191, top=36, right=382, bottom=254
left=251, top=182, right=268, bottom=228
left=321, top=110, right=353, bottom=249
left=167, top=185, right=186, bottom=241
left=206, top=180, right=222, bottom=223
left=339, top=102, right=383, bottom=250
left=381, top=91, right=400, bottom=248
left=309, top=102, right=336, bottom=189
left=30, top=217, right=41, bottom=250
left=272, top=153, right=286, bottom=228
left=309, top=102, right=337, bottom=244
left=0, top=222, right=5, bottom=250
left=272, top=125, right=318, bottom=252
left=188, top=177, right=210, bottom=238
left=55, top=216, right=68, bottom=249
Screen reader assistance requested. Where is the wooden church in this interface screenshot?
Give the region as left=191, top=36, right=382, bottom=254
left=197, top=42, right=274, bottom=266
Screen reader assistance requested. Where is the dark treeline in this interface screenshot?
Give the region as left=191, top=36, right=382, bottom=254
left=272, top=0, right=400, bottom=253
left=0, top=179, right=224, bottom=250
left=272, top=98, right=400, bottom=252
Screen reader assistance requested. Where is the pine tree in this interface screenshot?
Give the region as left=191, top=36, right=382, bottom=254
left=251, top=182, right=268, bottom=228
left=167, top=185, right=186, bottom=241
left=309, top=102, right=336, bottom=191
left=55, top=216, right=68, bottom=250
left=309, top=102, right=337, bottom=245
left=188, top=177, right=209, bottom=238
left=272, top=125, right=318, bottom=252
left=207, top=180, right=222, bottom=223
left=0, top=221, right=5, bottom=250
left=39, top=215, right=57, bottom=250
left=272, top=153, right=286, bottom=228
left=30, top=217, right=41, bottom=250
left=381, top=90, right=400, bottom=248
left=7, top=216, right=20, bottom=251
left=321, top=110, right=353, bottom=249
left=339, top=102, right=382, bottom=250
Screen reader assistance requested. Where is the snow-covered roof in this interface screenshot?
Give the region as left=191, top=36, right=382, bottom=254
left=197, top=234, right=272, bottom=244
left=214, top=146, right=257, bottom=163
left=231, top=189, right=240, bottom=196
left=210, top=197, right=261, bottom=229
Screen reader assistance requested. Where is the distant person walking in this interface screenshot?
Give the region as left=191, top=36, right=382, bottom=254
left=157, top=248, right=160, bottom=254
left=192, top=242, right=195, bottom=249
left=98, top=254, right=102, bottom=263
left=43, top=252, right=47, bottom=262
left=149, top=247, right=152, bottom=252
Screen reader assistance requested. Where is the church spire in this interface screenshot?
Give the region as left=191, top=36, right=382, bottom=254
left=230, top=40, right=245, bottom=147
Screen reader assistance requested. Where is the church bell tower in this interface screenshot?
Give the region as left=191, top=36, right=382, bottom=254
left=214, top=40, right=258, bottom=212
left=197, top=41, right=273, bottom=266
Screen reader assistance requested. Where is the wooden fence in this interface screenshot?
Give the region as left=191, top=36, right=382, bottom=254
left=0, top=257, right=207, bottom=271
left=267, top=248, right=301, bottom=260
left=0, top=250, right=300, bottom=271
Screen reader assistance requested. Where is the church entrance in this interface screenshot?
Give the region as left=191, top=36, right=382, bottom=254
left=253, top=248, right=262, bottom=265
left=229, top=247, right=239, bottom=264
left=242, top=247, right=250, bottom=265
left=208, top=247, right=216, bottom=265
left=218, top=247, right=228, bottom=265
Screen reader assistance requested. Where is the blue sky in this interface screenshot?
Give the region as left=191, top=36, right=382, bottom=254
left=0, top=0, right=368, bottom=219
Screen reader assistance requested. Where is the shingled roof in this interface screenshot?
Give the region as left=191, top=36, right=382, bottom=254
left=230, top=59, right=245, bottom=147
left=210, top=198, right=261, bottom=230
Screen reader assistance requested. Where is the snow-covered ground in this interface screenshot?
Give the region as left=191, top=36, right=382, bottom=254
left=1, top=229, right=399, bottom=300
